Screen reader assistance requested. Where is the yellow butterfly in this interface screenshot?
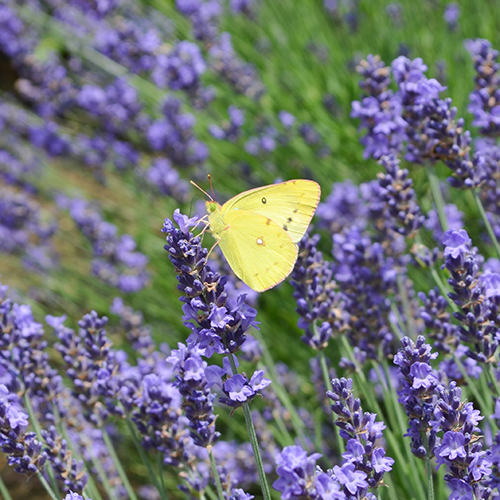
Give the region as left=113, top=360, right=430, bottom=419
left=201, top=179, right=321, bottom=292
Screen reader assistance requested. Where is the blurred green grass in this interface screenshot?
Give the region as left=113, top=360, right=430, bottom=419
left=4, top=0, right=500, bottom=375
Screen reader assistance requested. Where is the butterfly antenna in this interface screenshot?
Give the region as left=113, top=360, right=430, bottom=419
left=190, top=180, right=213, bottom=201
left=208, top=174, right=216, bottom=200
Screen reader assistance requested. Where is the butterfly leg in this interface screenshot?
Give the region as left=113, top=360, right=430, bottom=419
left=206, top=238, right=221, bottom=259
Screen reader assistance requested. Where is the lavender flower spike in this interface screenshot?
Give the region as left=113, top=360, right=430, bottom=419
left=327, top=378, right=394, bottom=491
left=162, top=209, right=258, bottom=357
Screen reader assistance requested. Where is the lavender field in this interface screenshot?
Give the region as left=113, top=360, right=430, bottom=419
left=1, top=0, right=500, bottom=499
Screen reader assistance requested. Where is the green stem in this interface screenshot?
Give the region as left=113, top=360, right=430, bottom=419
left=102, top=427, right=139, bottom=500
left=426, top=165, right=448, bottom=232
left=38, top=472, right=61, bottom=500
left=318, top=350, right=344, bottom=455
left=474, top=190, right=500, bottom=259
left=155, top=453, right=167, bottom=500
left=209, top=448, right=225, bottom=499
left=0, top=474, right=13, bottom=500
left=228, top=355, right=272, bottom=500
left=425, top=454, right=435, bottom=500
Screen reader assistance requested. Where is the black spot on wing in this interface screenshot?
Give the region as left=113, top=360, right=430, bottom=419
left=262, top=197, right=267, bottom=204
left=287, top=217, right=293, bottom=223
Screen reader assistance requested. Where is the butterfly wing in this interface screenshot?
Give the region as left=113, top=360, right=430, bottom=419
left=217, top=210, right=298, bottom=292
left=220, top=180, right=320, bottom=243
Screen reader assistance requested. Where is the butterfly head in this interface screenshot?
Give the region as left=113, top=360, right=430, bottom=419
left=205, top=200, right=219, bottom=214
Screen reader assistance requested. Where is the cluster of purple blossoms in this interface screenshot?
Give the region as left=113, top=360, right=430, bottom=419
left=328, top=378, right=394, bottom=492
left=153, top=40, right=206, bottom=94
left=176, top=0, right=222, bottom=43
left=162, top=209, right=258, bottom=358
left=0, top=187, right=58, bottom=272
left=142, top=158, right=191, bottom=203
left=167, top=344, right=220, bottom=446
left=290, top=233, right=343, bottom=350
left=0, top=287, right=89, bottom=493
left=315, top=179, right=369, bottom=234
left=395, top=334, right=492, bottom=500
left=273, top=445, right=345, bottom=500
left=230, top=0, right=256, bottom=17
left=0, top=4, right=36, bottom=60
left=209, top=106, right=245, bottom=142
left=41, top=425, right=88, bottom=493
left=244, top=126, right=277, bottom=156
left=205, top=356, right=271, bottom=409
left=433, top=382, right=492, bottom=500
left=209, top=32, right=265, bottom=100
left=76, top=78, right=143, bottom=135
left=94, top=18, right=161, bottom=74
left=48, top=312, right=119, bottom=425
left=442, top=229, right=500, bottom=365
left=147, top=97, right=209, bottom=169
left=394, top=336, right=439, bottom=459
left=66, top=0, right=121, bottom=18
left=351, top=54, right=406, bottom=159
left=466, top=39, right=500, bottom=137
left=28, top=121, right=71, bottom=158
left=0, top=384, right=47, bottom=476
left=331, top=225, right=398, bottom=362
left=377, top=154, right=424, bottom=237
left=57, top=196, right=149, bottom=292
left=352, top=52, right=489, bottom=190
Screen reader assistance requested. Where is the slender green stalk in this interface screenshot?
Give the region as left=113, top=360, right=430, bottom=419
left=228, top=355, right=272, bottom=500
left=474, top=190, right=500, bottom=259
left=155, top=453, right=167, bottom=500
left=209, top=448, right=225, bottom=499
left=102, top=428, right=139, bottom=500
left=38, top=472, right=61, bottom=500
left=426, top=165, right=448, bottom=232
left=82, top=431, right=118, bottom=500
left=425, top=453, right=435, bottom=500
left=0, top=474, right=13, bottom=500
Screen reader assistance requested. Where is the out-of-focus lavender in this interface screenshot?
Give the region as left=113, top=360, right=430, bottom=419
left=57, top=195, right=149, bottom=292
left=0, top=187, right=58, bottom=272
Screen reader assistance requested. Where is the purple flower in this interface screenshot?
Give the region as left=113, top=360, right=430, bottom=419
left=444, top=3, right=460, bottom=30
left=435, top=431, right=466, bottom=462
left=63, top=493, right=87, bottom=500
left=278, top=110, right=295, bottom=129
left=327, top=378, right=393, bottom=489
left=209, top=32, right=265, bottom=99
left=442, top=229, right=471, bottom=258
left=273, top=445, right=324, bottom=500
left=332, top=463, right=367, bottom=495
